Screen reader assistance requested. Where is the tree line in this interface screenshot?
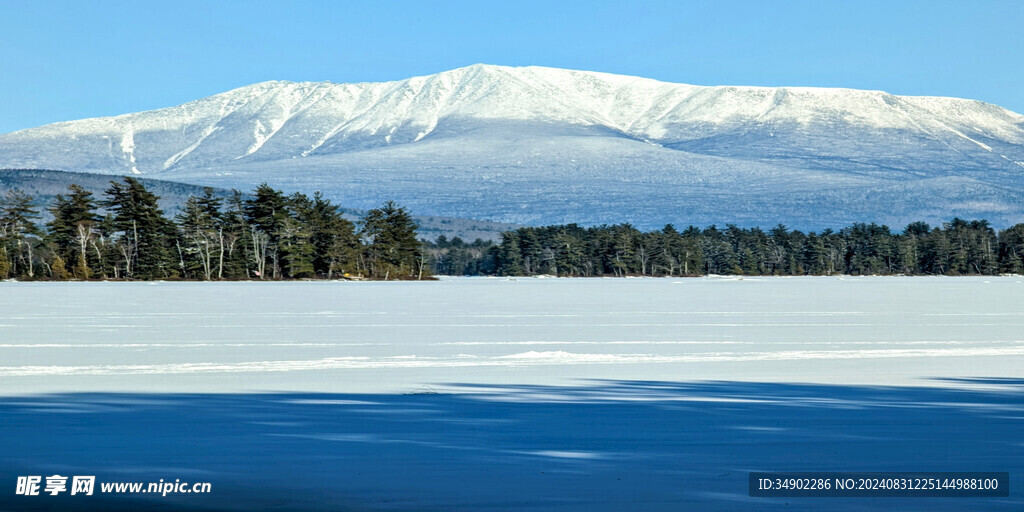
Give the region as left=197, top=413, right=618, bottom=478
left=0, top=178, right=427, bottom=280
left=425, top=221, right=1024, bottom=277
left=4, top=179, right=1024, bottom=280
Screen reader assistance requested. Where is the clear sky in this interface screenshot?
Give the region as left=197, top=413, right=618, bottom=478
left=1, top=0, right=1022, bottom=134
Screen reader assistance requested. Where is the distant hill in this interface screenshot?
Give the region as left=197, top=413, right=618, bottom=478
left=1, top=65, right=1023, bottom=229
left=0, top=168, right=241, bottom=215
left=0, top=169, right=517, bottom=241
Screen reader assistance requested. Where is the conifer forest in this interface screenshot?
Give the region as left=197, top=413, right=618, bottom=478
left=1, top=178, right=1023, bottom=280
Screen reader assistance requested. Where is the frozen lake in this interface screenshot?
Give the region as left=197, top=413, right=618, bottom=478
left=1, top=277, right=1022, bottom=510
left=1, top=276, right=1023, bottom=394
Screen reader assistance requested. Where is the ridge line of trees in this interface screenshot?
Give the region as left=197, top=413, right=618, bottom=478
left=0, top=179, right=426, bottom=281
left=423, top=221, right=1024, bottom=277
left=3, top=179, right=1024, bottom=280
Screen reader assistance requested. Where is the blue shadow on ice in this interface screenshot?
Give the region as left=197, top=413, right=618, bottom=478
left=0, top=379, right=1021, bottom=511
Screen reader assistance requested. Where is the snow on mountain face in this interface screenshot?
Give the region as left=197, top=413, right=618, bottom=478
left=2, top=64, right=1024, bottom=229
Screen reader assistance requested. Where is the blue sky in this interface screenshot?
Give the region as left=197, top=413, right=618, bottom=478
left=1, top=0, right=1022, bottom=133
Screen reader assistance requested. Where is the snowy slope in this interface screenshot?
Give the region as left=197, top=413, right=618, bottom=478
left=2, top=64, right=1024, bottom=229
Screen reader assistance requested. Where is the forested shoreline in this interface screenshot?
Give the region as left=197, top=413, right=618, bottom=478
left=0, top=179, right=427, bottom=281
left=2, top=179, right=1023, bottom=280
left=427, top=221, right=1024, bottom=277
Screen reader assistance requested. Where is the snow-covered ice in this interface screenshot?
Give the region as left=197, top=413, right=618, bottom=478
left=1, top=276, right=1022, bottom=394
left=0, top=277, right=1022, bottom=510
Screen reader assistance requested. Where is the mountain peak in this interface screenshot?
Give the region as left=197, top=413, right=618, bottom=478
left=1, top=66, right=1022, bottom=229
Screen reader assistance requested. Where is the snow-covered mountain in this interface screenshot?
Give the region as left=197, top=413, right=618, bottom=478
left=2, top=64, right=1023, bottom=229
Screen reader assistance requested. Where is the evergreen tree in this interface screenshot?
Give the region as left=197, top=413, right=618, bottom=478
left=72, top=251, right=90, bottom=280
left=221, top=190, right=254, bottom=279
left=651, top=225, right=679, bottom=276
left=244, top=184, right=288, bottom=235
left=921, top=227, right=951, bottom=275
left=103, top=177, right=178, bottom=279
left=802, top=233, right=828, bottom=275
left=496, top=231, right=524, bottom=276
left=701, top=225, right=737, bottom=274
left=304, top=192, right=358, bottom=278
left=966, top=220, right=998, bottom=275
left=244, top=184, right=289, bottom=278
left=678, top=226, right=704, bottom=275
left=0, top=189, right=42, bottom=278
left=50, top=255, right=70, bottom=280
left=46, top=185, right=100, bottom=279
left=998, top=224, right=1024, bottom=274
left=360, top=200, right=424, bottom=279
left=176, top=192, right=223, bottom=280
left=516, top=229, right=543, bottom=275
left=553, top=229, right=587, bottom=276
left=94, top=213, right=120, bottom=278
left=274, top=192, right=316, bottom=278
left=0, top=247, right=10, bottom=279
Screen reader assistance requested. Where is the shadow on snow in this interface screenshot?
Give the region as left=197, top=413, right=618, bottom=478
left=0, top=379, right=1022, bottom=511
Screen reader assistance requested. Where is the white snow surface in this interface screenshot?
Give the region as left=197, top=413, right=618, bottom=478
left=2, top=277, right=1023, bottom=511
left=1, top=276, right=1022, bottom=394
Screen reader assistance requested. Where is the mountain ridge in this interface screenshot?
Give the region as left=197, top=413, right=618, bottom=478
left=2, top=64, right=1023, bottom=229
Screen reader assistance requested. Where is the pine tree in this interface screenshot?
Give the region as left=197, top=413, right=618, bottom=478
left=221, top=190, right=254, bottom=279
left=301, top=192, right=358, bottom=278
left=700, top=225, right=737, bottom=275
left=244, top=184, right=288, bottom=278
left=271, top=193, right=315, bottom=279
left=553, top=230, right=586, bottom=276
left=802, top=233, right=828, bottom=275
left=0, top=189, right=41, bottom=278
left=51, top=255, right=70, bottom=280
left=103, top=177, right=178, bottom=279
left=46, top=184, right=99, bottom=279
left=244, top=184, right=287, bottom=236
left=176, top=194, right=222, bottom=280
left=0, top=247, right=10, bottom=279
left=998, top=224, right=1024, bottom=274
left=360, top=200, right=423, bottom=279
left=496, top=231, right=524, bottom=276
left=94, top=213, right=119, bottom=278
left=72, top=252, right=90, bottom=280
left=922, top=227, right=951, bottom=275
